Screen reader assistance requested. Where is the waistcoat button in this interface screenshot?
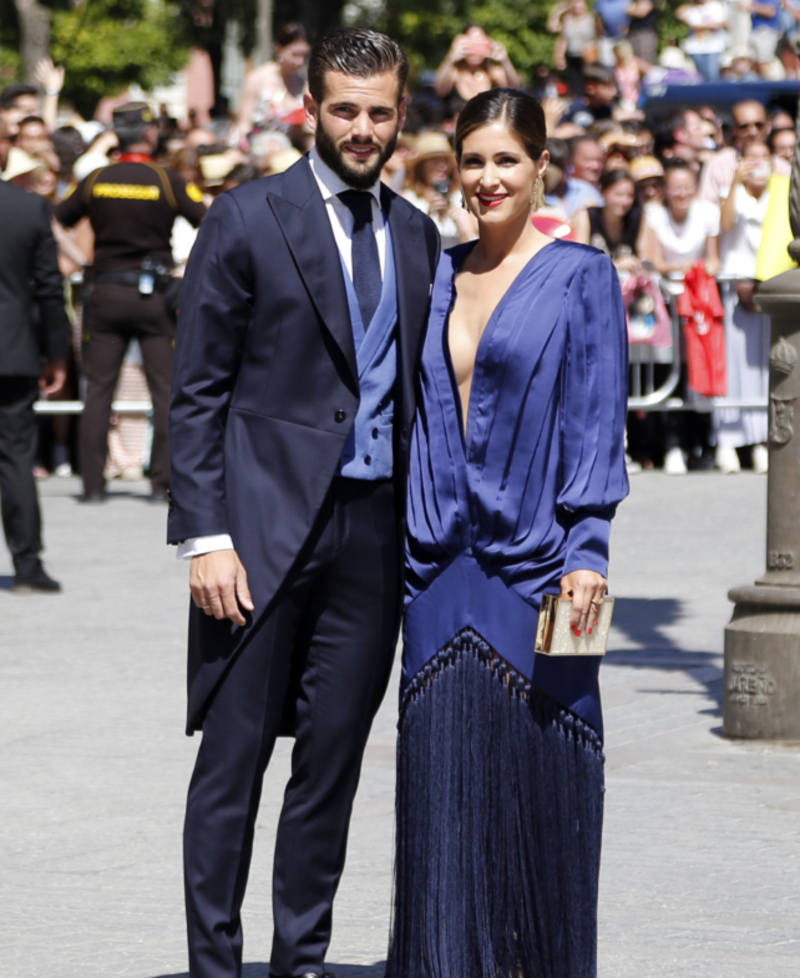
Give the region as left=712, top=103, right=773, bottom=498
left=334, top=409, right=347, bottom=423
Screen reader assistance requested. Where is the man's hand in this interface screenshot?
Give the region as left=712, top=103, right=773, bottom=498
left=190, top=550, right=254, bottom=626
left=560, top=569, right=607, bottom=635
left=40, top=360, right=66, bottom=397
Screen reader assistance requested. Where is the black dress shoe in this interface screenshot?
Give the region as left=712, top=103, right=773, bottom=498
left=149, top=489, right=169, bottom=503
left=13, top=567, right=61, bottom=594
left=79, top=490, right=107, bottom=503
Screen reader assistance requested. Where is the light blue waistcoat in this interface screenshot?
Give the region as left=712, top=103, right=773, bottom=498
left=337, top=220, right=398, bottom=480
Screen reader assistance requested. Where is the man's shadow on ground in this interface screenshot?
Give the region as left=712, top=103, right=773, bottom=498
left=607, top=596, right=723, bottom=718
left=152, top=964, right=386, bottom=978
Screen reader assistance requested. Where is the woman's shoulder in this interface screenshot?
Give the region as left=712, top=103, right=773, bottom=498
left=547, top=238, right=614, bottom=273
left=441, top=240, right=476, bottom=269
left=437, top=238, right=612, bottom=282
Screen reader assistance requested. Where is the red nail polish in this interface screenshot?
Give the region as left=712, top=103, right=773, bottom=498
left=575, top=629, right=581, bottom=636
left=588, top=628, right=593, bottom=634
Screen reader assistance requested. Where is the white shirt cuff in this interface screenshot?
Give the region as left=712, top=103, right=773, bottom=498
left=176, top=534, right=235, bottom=560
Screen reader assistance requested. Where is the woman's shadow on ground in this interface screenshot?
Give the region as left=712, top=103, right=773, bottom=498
left=152, top=964, right=386, bottom=978
left=608, top=596, right=724, bottom=719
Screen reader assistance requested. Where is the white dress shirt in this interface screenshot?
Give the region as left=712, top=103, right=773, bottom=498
left=177, top=147, right=384, bottom=560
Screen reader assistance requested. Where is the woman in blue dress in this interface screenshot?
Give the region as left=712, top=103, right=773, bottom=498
left=386, top=90, right=629, bottom=978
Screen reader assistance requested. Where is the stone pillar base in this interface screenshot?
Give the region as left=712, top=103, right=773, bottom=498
left=724, top=585, right=800, bottom=739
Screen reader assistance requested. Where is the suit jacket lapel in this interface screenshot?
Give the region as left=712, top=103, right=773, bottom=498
left=382, top=185, right=430, bottom=429
left=267, top=158, right=358, bottom=386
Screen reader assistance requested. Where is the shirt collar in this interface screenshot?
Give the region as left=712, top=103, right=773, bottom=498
left=308, top=145, right=382, bottom=208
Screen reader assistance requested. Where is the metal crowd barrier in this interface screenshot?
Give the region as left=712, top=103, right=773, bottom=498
left=627, top=272, right=770, bottom=413
left=33, top=272, right=770, bottom=417
left=33, top=400, right=152, bottom=415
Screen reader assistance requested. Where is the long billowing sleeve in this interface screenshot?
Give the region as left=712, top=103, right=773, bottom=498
left=557, top=251, right=629, bottom=577
left=168, top=192, right=253, bottom=543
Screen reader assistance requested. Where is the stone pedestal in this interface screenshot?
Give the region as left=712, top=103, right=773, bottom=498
left=725, top=585, right=800, bottom=739
left=723, top=267, right=800, bottom=739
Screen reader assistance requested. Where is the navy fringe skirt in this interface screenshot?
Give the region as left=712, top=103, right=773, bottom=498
left=386, top=628, right=605, bottom=978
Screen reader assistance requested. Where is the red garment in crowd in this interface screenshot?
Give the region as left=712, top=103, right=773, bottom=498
left=531, top=213, right=576, bottom=240
left=677, top=261, right=727, bottom=397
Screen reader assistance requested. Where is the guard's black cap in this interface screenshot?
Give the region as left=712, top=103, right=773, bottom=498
left=112, top=102, right=155, bottom=130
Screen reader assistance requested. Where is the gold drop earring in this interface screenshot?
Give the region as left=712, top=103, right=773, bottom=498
left=530, top=171, right=545, bottom=211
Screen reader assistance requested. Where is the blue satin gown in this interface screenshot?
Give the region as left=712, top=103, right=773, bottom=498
left=387, top=239, right=630, bottom=978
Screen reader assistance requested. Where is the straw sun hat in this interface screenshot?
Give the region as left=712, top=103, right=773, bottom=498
left=2, top=146, right=47, bottom=182
left=408, top=131, right=455, bottom=175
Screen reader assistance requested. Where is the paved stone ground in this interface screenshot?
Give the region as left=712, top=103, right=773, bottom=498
left=1, top=471, right=798, bottom=978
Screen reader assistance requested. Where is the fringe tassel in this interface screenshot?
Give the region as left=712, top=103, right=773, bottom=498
left=387, top=628, right=605, bottom=978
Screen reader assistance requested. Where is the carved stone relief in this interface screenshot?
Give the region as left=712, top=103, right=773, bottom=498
left=769, top=395, right=797, bottom=444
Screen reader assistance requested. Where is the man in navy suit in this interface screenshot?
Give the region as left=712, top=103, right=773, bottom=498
left=168, top=29, right=439, bottom=978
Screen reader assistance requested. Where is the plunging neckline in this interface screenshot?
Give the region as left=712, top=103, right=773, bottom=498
left=444, top=239, right=558, bottom=447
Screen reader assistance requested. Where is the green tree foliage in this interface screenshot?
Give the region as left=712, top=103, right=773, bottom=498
left=176, top=0, right=256, bottom=60
left=273, top=0, right=346, bottom=38
left=379, top=0, right=556, bottom=83
left=49, top=0, right=188, bottom=117
left=379, top=0, right=691, bottom=87
left=0, top=0, right=23, bottom=86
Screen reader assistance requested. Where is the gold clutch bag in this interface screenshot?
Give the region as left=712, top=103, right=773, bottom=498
left=534, top=594, right=615, bottom=656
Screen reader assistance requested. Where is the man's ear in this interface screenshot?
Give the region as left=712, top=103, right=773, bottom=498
left=304, top=92, right=318, bottom=133
left=398, top=94, right=408, bottom=132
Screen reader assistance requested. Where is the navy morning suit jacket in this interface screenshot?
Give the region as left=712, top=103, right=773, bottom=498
left=168, top=156, right=440, bottom=733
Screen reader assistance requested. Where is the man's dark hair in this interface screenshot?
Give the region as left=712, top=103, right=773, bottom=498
left=225, top=162, right=261, bottom=186
left=581, top=64, right=616, bottom=87
left=115, top=126, right=150, bottom=151
left=663, top=157, right=695, bottom=175
left=308, top=28, right=409, bottom=104
left=51, top=126, right=86, bottom=172
left=568, top=134, right=600, bottom=158
left=0, top=83, right=38, bottom=110
left=652, top=111, right=685, bottom=155
left=19, top=115, right=45, bottom=128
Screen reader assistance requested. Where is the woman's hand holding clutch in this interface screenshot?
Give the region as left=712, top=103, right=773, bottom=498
left=560, top=570, right=607, bottom=636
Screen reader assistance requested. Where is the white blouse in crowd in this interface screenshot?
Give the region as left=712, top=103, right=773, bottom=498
left=648, top=199, right=720, bottom=265
left=680, top=0, right=728, bottom=54
left=720, top=184, right=770, bottom=280
left=403, top=189, right=463, bottom=251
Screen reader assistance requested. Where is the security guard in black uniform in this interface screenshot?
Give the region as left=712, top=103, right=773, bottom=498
left=54, top=102, right=206, bottom=502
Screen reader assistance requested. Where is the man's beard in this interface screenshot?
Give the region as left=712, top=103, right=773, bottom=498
left=315, top=116, right=399, bottom=190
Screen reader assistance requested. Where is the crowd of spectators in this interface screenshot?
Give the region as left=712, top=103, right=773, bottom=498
left=1, top=11, right=797, bottom=482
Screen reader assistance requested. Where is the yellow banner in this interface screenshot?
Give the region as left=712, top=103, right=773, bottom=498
left=755, top=174, right=797, bottom=282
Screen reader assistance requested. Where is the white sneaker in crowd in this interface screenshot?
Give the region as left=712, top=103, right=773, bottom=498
left=663, top=447, right=688, bottom=475
left=752, top=443, right=769, bottom=474
left=54, top=462, right=73, bottom=478
left=715, top=445, right=741, bottom=474
left=625, top=453, right=642, bottom=475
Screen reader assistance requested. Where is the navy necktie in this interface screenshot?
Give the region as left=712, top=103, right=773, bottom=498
left=338, top=189, right=381, bottom=330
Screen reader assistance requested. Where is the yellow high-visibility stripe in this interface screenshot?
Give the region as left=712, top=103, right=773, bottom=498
left=92, top=183, right=161, bottom=200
